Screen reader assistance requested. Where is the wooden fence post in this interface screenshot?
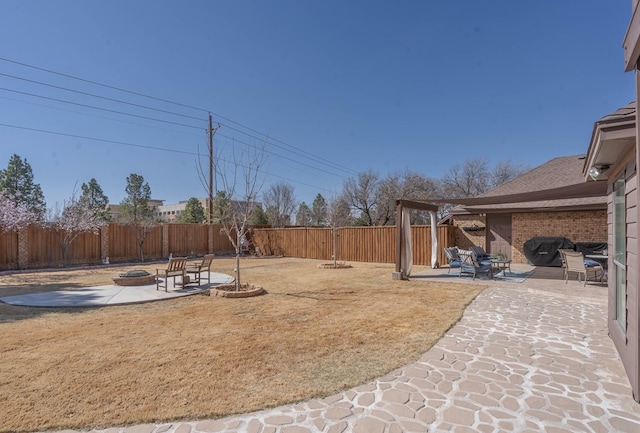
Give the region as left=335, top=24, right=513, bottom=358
left=100, top=224, right=109, bottom=262
left=208, top=224, right=215, bottom=254
left=162, top=224, right=169, bottom=258
left=17, top=227, right=28, bottom=269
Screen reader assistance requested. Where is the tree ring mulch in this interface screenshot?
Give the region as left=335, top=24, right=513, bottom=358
left=317, top=263, right=353, bottom=269
left=209, top=283, right=265, bottom=298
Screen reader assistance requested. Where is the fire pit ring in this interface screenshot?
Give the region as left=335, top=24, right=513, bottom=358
left=112, top=270, right=156, bottom=286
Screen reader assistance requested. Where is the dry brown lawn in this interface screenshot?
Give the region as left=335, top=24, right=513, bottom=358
left=0, top=257, right=484, bottom=433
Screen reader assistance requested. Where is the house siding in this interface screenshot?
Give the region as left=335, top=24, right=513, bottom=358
left=609, top=162, right=639, bottom=401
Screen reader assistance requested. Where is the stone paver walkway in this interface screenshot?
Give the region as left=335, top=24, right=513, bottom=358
left=47, top=275, right=640, bottom=433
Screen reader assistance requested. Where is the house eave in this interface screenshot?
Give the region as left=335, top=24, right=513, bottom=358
left=584, top=108, right=636, bottom=182
left=451, top=203, right=607, bottom=215
left=624, top=2, right=640, bottom=72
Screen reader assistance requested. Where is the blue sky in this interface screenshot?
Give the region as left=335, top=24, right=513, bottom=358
left=0, top=0, right=634, bottom=210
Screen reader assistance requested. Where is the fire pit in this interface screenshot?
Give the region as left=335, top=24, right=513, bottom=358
left=112, top=270, right=156, bottom=286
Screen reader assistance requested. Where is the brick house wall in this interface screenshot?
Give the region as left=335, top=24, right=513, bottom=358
left=452, top=215, right=487, bottom=250
left=513, top=210, right=607, bottom=263
left=452, top=210, right=607, bottom=264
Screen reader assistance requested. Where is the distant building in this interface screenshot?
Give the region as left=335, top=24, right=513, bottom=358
left=108, top=199, right=165, bottom=222
left=156, top=198, right=263, bottom=223
left=156, top=198, right=208, bottom=223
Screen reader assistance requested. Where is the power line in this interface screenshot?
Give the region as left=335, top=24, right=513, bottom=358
left=0, top=95, right=204, bottom=138
left=0, top=56, right=209, bottom=114
left=0, top=122, right=199, bottom=155
left=0, top=56, right=358, bottom=177
left=0, top=72, right=205, bottom=122
left=0, top=86, right=349, bottom=181
left=0, top=84, right=351, bottom=179
left=0, top=122, right=335, bottom=193
left=0, top=87, right=203, bottom=130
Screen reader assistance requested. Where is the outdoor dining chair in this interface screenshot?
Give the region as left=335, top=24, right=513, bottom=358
left=186, top=254, right=215, bottom=286
left=561, top=250, right=604, bottom=286
left=156, top=256, right=188, bottom=292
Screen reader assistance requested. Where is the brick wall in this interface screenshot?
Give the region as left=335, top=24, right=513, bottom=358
left=512, top=210, right=607, bottom=263
left=452, top=210, right=607, bottom=264
left=452, top=215, right=487, bottom=250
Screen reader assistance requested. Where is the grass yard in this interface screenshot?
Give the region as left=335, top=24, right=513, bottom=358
left=0, top=257, right=484, bottom=433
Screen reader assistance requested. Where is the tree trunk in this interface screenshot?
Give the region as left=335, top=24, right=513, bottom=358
left=333, top=228, right=337, bottom=268
left=235, top=231, right=241, bottom=290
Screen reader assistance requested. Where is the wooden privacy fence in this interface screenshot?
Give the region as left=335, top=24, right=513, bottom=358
left=0, top=223, right=454, bottom=270
left=251, top=225, right=455, bottom=266
left=0, top=223, right=235, bottom=270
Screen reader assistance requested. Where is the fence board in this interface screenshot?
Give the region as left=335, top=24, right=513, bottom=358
left=0, top=223, right=454, bottom=270
left=251, top=225, right=453, bottom=265
left=0, top=230, right=18, bottom=270
left=168, top=224, right=209, bottom=256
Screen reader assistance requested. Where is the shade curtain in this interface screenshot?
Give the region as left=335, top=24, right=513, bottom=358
left=400, top=208, right=413, bottom=278
left=430, top=210, right=438, bottom=269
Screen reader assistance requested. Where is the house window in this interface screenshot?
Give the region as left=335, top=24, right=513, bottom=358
left=613, top=178, right=626, bottom=331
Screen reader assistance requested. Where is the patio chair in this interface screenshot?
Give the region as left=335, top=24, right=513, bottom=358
left=156, top=256, right=188, bottom=292
left=558, top=249, right=573, bottom=281
left=562, top=250, right=604, bottom=286
left=444, top=247, right=462, bottom=274
left=186, top=254, right=215, bottom=286
left=458, top=249, right=493, bottom=280
left=469, top=245, right=492, bottom=262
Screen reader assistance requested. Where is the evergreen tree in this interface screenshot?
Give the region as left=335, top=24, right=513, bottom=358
left=0, top=154, right=46, bottom=220
left=211, top=191, right=231, bottom=224
left=296, top=202, right=312, bottom=226
left=248, top=204, right=269, bottom=226
left=120, top=173, right=155, bottom=261
left=311, top=194, right=327, bottom=226
left=80, top=178, right=110, bottom=222
left=180, top=197, right=206, bottom=223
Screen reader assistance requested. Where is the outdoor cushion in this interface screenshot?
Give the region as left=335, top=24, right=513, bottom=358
left=584, top=259, right=601, bottom=268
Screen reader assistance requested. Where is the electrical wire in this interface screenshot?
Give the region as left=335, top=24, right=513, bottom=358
left=0, top=87, right=203, bottom=130
left=0, top=72, right=205, bottom=122
left=0, top=56, right=358, bottom=176
left=0, top=122, right=335, bottom=193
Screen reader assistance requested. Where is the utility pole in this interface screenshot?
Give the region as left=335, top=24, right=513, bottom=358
left=207, top=113, right=220, bottom=224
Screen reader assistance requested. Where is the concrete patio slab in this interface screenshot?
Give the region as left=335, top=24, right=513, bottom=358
left=0, top=272, right=234, bottom=307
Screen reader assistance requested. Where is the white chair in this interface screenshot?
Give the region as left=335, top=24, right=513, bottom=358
left=562, top=250, right=604, bottom=286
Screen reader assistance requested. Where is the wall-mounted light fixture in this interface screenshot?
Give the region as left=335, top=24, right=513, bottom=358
left=588, top=164, right=610, bottom=181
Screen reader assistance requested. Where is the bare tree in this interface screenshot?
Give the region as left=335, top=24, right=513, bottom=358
left=342, top=170, right=380, bottom=226
left=216, top=140, right=268, bottom=290
left=490, top=159, right=530, bottom=189
left=344, top=170, right=441, bottom=226
left=376, top=171, right=439, bottom=225
left=50, top=189, right=103, bottom=266
left=442, top=157, right=529, bottom=199
left=324, top=194, right=353, bottom=268
left=441, top=158, right=491, bottom=199
left=263, top=182, right=296, bottom=227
